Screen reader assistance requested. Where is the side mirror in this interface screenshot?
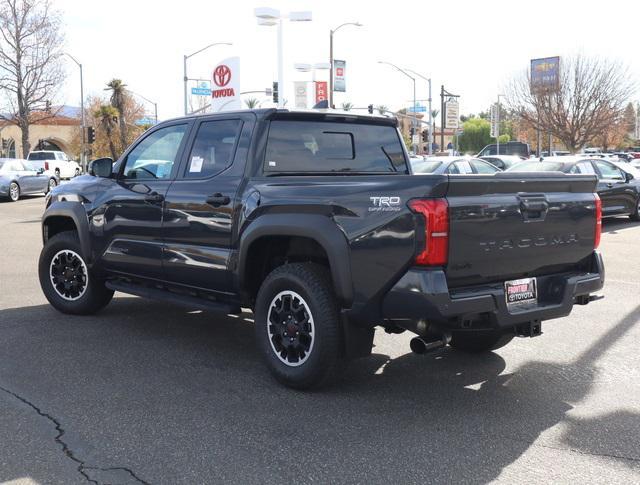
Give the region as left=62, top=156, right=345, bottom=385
left=625, top=171, right=634, bottom=182
left=37, top=167, right=45, bottom=174
left=89, top=157, right=114, bottom=178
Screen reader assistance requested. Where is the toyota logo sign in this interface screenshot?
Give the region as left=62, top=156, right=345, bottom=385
left=213, top=65, right=232, bottom=87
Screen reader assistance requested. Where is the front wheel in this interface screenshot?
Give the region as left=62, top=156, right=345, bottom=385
left=8, top=182, right=19, bottom=201
left=46, top=178, right=57, bottom=193
left=449, top=330, right=514, bottom=353
left=38, top=231, right=114, bottom=315
left=254, top=263, right=344, bottom=390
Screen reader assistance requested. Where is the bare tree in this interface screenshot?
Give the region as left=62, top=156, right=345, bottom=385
left=0, top=0, right=65, bottom=157
left=505, top=55, right=635, bottom=152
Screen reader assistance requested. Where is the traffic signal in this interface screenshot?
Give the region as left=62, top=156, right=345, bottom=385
left=422, top=130, right=429, bottom=142
left=410, top=127, right=415, bottom=137
left=368, top=104, right=374, bottom=114
left=87, top=127, right=96, bottom=144
left=272, top=82, right=279, bottom=104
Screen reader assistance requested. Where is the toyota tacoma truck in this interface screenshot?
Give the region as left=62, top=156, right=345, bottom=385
left=38, top=109, right=604, bottom=389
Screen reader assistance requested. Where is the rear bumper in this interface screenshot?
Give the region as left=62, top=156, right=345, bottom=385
left=382, top=251, right=604, bottom=331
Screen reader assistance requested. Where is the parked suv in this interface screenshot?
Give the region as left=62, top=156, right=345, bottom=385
left=28, top=150, right=81, bottom=179
left=38, top=109, right=604, bottom=389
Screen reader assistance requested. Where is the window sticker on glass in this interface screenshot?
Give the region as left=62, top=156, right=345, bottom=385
left=190, top=156, right=204, bottom=173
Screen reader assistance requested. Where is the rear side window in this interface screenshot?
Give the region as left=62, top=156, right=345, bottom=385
left=264, top=120, right=407, bottom=173
left=184, top=120, right=243, bottom=178
left=470, top=159, right=499, bottom=174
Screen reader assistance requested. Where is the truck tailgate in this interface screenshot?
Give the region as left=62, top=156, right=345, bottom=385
left=445, top=173, right=598, bottom=288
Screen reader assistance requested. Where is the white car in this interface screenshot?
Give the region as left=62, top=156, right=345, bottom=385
left=27, top=150, right=81, bottom=179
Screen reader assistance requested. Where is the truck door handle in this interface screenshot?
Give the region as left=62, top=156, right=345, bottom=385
left=144, top=191, right=164, bottom=203
left=607, top=183, right=613, bottom=188
left=206, top=193, right=230, bottom=207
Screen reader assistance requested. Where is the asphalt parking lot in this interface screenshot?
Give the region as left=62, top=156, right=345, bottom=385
left=0, top=195, right=639, bottom=485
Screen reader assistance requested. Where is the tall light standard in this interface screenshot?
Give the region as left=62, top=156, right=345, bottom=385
left=128, top=90, right=158, bottom=125
left=406, top=69, right=433, bottom=155
left=379, top=61, right=417, bottom=153
left=63, top=53, right=85, bottom=169
left=255, top=8, right=313, bottom=109
left=183, top=42, right=232, bottom=115
left=329, top=22, right=362, bottom=109
left=496, top=94, right=504, bottom=155
left=294, top=62, right=330, bottom=107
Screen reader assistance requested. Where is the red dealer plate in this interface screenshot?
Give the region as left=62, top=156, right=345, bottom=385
left=505, top=277, right=537, bottom=309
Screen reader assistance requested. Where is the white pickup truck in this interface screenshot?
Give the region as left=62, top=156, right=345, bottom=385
left=27, top=150, right=81, bottom=179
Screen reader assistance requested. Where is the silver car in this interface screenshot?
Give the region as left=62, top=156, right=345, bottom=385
left=0, top=158, right=58, bottom=202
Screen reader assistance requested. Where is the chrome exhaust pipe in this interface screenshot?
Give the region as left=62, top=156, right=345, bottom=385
left=410, top=334, right=449, bottom=355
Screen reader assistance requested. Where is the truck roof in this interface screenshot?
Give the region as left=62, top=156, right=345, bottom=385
left=165, top=108, right=398, bottom=127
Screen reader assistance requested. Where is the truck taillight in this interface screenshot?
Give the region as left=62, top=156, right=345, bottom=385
left=44, top=161, right=49, bottom=170
left=594, top=194, right=602, bottom=249
left=409, top=198, right=449, bottom=266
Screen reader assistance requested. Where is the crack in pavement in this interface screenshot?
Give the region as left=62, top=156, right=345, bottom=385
left=0, top=384, right=150, bottom=485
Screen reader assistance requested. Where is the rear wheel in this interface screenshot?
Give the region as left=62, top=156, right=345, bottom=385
left=255, top=263, right=344, bottom=390
left=38, top=231, right=114, bottom=315
left=9, top=182, right=19, bottom=202
left=449, top=330, right=514, bottom=353
left=630, top=197, right=640, bottom=221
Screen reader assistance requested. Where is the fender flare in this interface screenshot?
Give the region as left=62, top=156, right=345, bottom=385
left=42, top=201, right=91, bottom=262
left=237, top=214, right=353, bottom=306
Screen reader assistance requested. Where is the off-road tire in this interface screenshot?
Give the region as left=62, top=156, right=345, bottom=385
left=39, top=231, right=113, bottom=315
left=255, top=263, right=344, bottom=390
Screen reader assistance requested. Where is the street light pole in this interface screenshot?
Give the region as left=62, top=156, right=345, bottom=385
left=496, top=94, right=504, bottom=156
left=183, top=42, right=232, bottom=115
left=379, top=61, right=417, bottom=153
left=277, top=18, right=284, bottom=108
left=63, top=53, right=85, bottom=170
left=255, top=9, right=313, bottom=109
left=128, top=90, right=158, bottom=125
left=406, top=69, right=433, bottom=155
left=329, top=22, right=362, bottom=109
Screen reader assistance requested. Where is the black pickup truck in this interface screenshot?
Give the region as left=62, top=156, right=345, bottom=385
left=38, top=109, right=604, bottom=389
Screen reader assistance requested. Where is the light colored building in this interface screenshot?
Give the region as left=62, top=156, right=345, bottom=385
left=0, top=109, right=80, bottom=159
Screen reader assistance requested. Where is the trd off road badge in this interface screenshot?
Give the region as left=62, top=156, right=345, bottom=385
left=369, top=196, right=401, bottom=212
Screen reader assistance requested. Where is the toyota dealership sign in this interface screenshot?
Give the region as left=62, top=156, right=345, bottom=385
left=211, top=57, right=240, bottom=111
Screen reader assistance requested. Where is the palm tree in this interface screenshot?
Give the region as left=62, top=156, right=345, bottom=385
left=244, top=97, right=260, bottom=109
left=94, top=105, right=119, bottom=160
left=341, top=102, right=354, bottom=111
left=105, top=79, right=128, bottom=151
left=376, top=105, right=388, bottom=115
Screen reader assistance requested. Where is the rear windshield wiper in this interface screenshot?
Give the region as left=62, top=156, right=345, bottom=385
left=380, top=146, right=398, bottom=172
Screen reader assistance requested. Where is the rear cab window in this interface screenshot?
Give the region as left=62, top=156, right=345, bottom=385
left=264, top=119, right=408, bottom=174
